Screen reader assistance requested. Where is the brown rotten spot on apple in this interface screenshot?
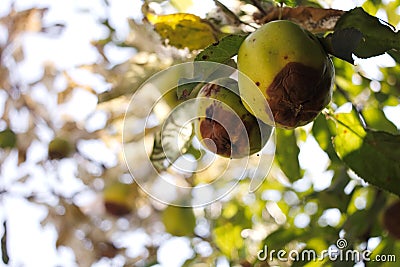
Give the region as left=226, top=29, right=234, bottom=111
left=266, top=61, right=333, bottom=128
left=199, top=103, right=251, bottom=158
left=195, top=79, right=271, bottom=158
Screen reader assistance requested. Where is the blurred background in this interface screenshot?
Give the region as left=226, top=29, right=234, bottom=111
left=0, top=0, right=400, bottom=266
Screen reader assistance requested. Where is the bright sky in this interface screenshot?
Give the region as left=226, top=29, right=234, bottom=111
left=0, top=0, right=399, bottom=267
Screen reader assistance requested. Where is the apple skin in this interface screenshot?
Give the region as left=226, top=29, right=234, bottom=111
left=194, top=78, right=271, bottom=158
left=237, top=20, right=334, bottom=129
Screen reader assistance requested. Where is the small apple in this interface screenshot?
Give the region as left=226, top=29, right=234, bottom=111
left=48, top=137, right=72, bottom=159
left=383, top=200, right=400, bottom=239
left=194, top=78, right=271, bottom=158
left=103, top=181, right=138, bottom=216
left=162, top=205, right=196, bottom=236
left=0, top=128, right=17, bottom=149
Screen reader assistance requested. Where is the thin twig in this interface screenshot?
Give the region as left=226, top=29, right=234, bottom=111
left=250, top=0, right=267, bottom=15
left=335, top=84, right=368, bottom=129
left=213, top=0, right=257, bottom=29
left=1, top=220, right=9, bottom=265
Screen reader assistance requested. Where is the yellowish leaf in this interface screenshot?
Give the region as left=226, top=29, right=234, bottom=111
left=213, top=223, right=243, bottom=259
left=146, top=13, right=217, bottom=50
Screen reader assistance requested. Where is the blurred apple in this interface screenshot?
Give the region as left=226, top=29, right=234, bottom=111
left=383, top=200, right=400, bottom=239
left=48, top=137, right=72, bottom=159
left=0, top=128, right=17, bottom=149
left=103, top=181, right=138, bottom=216
left=162, top=205, right=196, bottom=236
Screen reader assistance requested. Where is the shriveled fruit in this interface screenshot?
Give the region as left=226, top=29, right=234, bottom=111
left=48, top=137, right=72, bottom=159
left=194, top=78, right=271, bottom=158
left=103, top=182, right=137, bottom=216
left=162, top=206, right=196, bottom=236
left=383, top=200, right=400, bottom=239
left=0, top=128, right=17, bottom=149
left=238, top=20, right=334, bottom=129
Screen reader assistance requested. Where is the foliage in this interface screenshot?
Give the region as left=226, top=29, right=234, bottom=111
left=0, top=0, right=399, bottom=267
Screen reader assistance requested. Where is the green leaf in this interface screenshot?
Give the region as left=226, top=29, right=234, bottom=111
left=331, top=109, right=400, bottom=196
left=176, top=77, right=203, bottom=100
left=388, top=49, right=400, bottom=63
left=195, top=34, right=247, bottom=63
left=329, top=28, right=363, bottom=64
left=333, top=7, right=400, bottom=61
left=275, top=128, right=302, bottom=182
left=368, top=237, right=400, bottom=267
left=328, top=165, right=351, bottom=193
left=312, top=114, right=339, bottom=162
left=346, top=187, right=375, bottom=215
left=316, top=190, right=351, bottom=212
left=343, top=209, right=370, bottom=241
left=362, top=107, right=398, bottom=134
left=213, top=223, right=244, bottom=260
left=212, top=200, right=253, bottom=260
left=220, top=201, right=253, bottom=229
left=162, top=206, right=196, bottom=236
left=373, top=91, right=390, bottom=104
left=331, top=109, right=366, bottom=156
left=332, top=260, right=357, bottom=267
left=263, top=227, right=307, bottom=251
left=146, top=13, right=218, bottom=50
left=175, top=34, right=246, bottom=99
left=185, top=144, right=202, bottom=159
left=343, top=190, right=386, bottom=241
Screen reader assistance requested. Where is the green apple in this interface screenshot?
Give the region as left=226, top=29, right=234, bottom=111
left=237, top=20, right=334, bottom=129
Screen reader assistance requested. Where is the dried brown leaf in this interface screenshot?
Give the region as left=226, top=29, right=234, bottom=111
left=94, top=241, right=121, bottom=259
left=0, top=8, right=47, bottom=42
left=41, top=200, right=101, bottom=266
left=11, top=45, right=24, bottom=62
left=259, top=7, right=345, bottom=33
left=57, top=85, right=75, bottom=104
